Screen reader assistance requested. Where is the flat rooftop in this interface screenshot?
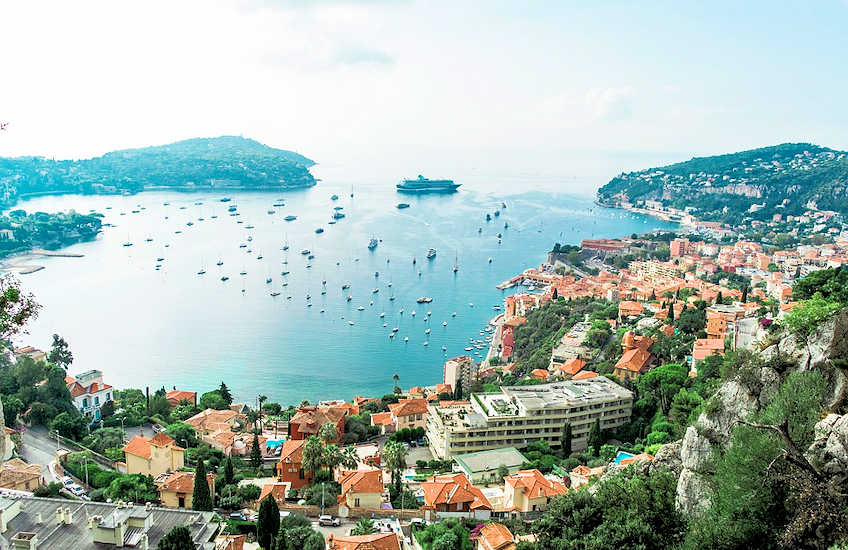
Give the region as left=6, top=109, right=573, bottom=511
left=501, top=377, right=632, bottom=409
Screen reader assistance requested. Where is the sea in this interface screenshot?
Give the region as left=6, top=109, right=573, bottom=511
left=6, top=154, right=679, bottom=405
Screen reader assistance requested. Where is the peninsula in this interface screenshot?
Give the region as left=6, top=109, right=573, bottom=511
left=0, top=136, right=316, bottom=208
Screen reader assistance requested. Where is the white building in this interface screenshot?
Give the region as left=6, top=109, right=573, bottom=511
left=66, top=370, right=113, bottom=421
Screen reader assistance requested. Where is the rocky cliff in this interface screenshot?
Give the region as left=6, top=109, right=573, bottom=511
left=674, top=309, right=848, bottom=515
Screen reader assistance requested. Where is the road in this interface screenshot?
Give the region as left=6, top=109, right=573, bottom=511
left=19, top=425, right=68, bottom=483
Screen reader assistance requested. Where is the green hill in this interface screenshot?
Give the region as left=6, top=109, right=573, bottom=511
left=0, top=136, right=316, bottom=206
left=597, top=143, right=848, bottom=223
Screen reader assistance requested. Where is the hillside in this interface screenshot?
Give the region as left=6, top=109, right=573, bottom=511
left=0, top=136, right=316, bottom=206
left=597, top=143, right=848, bottom=223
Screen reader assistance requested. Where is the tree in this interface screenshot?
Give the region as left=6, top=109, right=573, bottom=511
left=199, top=390, right=228, bottom=410
left=250, top=431, right=262, bottom=469
left=667, top=303, right=675, bottom=322
left=318, top=422, right=338, bottom=444
left=0, top=274, right=40, bottom=341
left=636, top=362, right=690, bottom=415
left=393, top=373, right=401, bottom=395
left=340, top=445, right=358, bottom=470
left=383, top=440, right=408, bottom=492
left=741, top=285, right=748, bottom=303
left=560, top=422, right=573, bottom=457
left=716, top=291, right=723, bottom=305
left=587, top=418, right=602, bottom=456
left=454, top=379, right=463, bottom=400
left=157, top=526, right=195, bottom=550
left=192, top=459, right=212, bottom=511
left=2, top=395, right=23, bottom=427
left=496, top=464, right=509, bottom=481
left=165, top=422, right=197, bottom=448
left=258, top=495, right=281, bottom=550
left=105, top=474, right=158, bottom=502
left=352, top=517, right=375, bottom=535
left=302, top=435, right=323, bottom=474
left=47, top=334, right=73, bottom=369
left=223, top=457, right=234, bottom=485
left=239, top=483, right=261, bottom=502
left=219, top=382, right=233, bottom=405
left=51, top=412, right=88, bottom=441
left=282, top=525, right=325, bottom=550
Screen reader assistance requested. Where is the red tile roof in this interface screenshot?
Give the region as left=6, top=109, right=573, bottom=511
left=571, top=371, right=598, bottom=380
left=327, top=532, right=400, bottom=550
left=259, top=482, right=290, bottom=503
left=339, top=469, right=384, bottom=497
left=504, top=469, right=567, bottom=499
left=370, top=412, right=394, bottom=426
left=615, top=348, right=653, bottom=373
left=279, top=439, right=306, bottom=463
left=289, top=406, right=348, bottom=435
left=530, top=369, right=549, bottom=381
left=560, top=358, right=586, bottom=376
left=420, top=473, right=492, bottom=510
left=388, top=399, right=428, bottom=418
left=478, top=523, right=515, bottom=550
left=123, top=434, right=183, bottom=459
left=156, top=471, right=214, bottom=495
left=165, top=390, right=196, bottom=407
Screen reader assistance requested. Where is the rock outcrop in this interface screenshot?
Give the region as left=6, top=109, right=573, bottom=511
left=673, top=309, right=848, bottom=516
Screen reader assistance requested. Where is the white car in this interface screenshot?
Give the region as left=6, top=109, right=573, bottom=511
left=69, top=485, right=86, bottom=497
left=60, top=477, right=74, bottom=487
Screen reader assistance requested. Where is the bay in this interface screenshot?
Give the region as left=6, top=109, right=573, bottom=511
left=8, top=173, right=676, bottom=405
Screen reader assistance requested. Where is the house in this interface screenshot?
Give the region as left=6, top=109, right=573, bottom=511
left=420, top=473, right=493, bottom=520
left=477, top=523, right=516, bottom=550
left=13, top=347, right=45, bottom=362
left=387, top=399, right=428, bottom=431
left=571, top=371, right=598, bottom=380
left=613, top=331, right=655, bottom=380
left=453, top=447, right=528, bottom=485
left=205, top=430, right=266, bottom=458
left=288, top=405, right=347, bottom=442
left=692, top=338, right=725, bottom=366
left=165, top=389, right=196, bottom=410
left=65, top=370, right=113, bottom=421
left=502, top=469, right=567, bottom=513
left=258, top=482, right=291, bottom=507
left=0, top=495, right=220, bottom=549
left=184, top=408, right=239, bottom=436
left=569, top=465, right=605, bottom=488
left=326, top=532, right=401, bottom=550
left=337, top=469, right=384, bottom=516
left=156, top=470, right=215, bottom=509
left=370, top=412, right=395, bottom=435
left=122, top=433, right=185, bottom=477
left=530, top=369, right=549, bottom=382
left=275, top=439, right=312, bottom=490
left=0, top=459, right=41, bottom=492
left=554, top=358, right=585, bottom=379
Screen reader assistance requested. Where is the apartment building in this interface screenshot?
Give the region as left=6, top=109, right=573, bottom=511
left=426, top=378, right=632, bottom=459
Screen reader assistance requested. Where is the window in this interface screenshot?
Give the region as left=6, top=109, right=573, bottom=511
left=355, top=498, right=360, bottom=507
left=299, top=469, right=305, bottom=479
left=94, top=396, right=100, bottom=406
left=82, top=398, right=88, bottom=408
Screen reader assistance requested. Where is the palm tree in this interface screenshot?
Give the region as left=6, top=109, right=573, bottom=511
left=382, top=440, right=408, bottom=493
left=392, top=373, right=401, bottom=394
left=257, top=395, right=268, bottom=431
left=340, top=446, right=359, bottom=470
left=323, top=444, right=342, bottom=471
left=302, top=435, right=324, bottom=475
left=352, top=517, right=375, bottom=535
left=318, top=422, right=338, bottom=444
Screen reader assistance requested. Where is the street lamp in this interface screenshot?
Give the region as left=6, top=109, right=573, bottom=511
left=83, top=455, right=89, bottom=488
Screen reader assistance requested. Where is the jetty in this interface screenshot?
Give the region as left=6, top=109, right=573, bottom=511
left=31, top=249, right=84, bottom=257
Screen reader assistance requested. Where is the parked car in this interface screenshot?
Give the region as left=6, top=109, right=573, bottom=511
left=69, top=485, right=86, bottom=497
left=228, top=512, right=246, bottom=521
left=60, top=477, right=74, bottom=487
left=318, top=515, right=340, bottom=527
left=151, top=424, right=165, bottom=433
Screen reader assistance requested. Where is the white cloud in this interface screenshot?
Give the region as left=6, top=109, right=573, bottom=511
left=584, top=86, right=635, bottom=121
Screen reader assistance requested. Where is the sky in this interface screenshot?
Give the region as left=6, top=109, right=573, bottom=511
left=1, top=1, right=847, bottom=193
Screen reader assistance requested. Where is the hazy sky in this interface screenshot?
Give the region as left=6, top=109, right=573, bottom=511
left=1, top=1, right=847, bottom=173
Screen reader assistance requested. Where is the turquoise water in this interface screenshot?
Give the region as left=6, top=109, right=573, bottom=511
left=10, top=182, right=675, bottom=405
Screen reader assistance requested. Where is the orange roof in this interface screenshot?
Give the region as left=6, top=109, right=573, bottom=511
left=123, top=434, right=183, bottom=459
left=420, top=473, right=492, bottom=510
left=278, top=439, right=306, bottom=463
left=408, top=387, right=424, bottom=396
left=327, top=532, right=400, bottom=550
left=370, top=412, right=394, bottom=426
left=259, top=482, right=290, bottom=503
left=615, top=347, right=653, bottom=373
left=435, top=383, right=452, bottom=394
left=478, top=523, right=515, bottom=550
left=185, top=409, right=239, bottom=431
left=165, top=390, right=196, bottom=406
left=290, top=405, right=347, bottom=435
left=388, top=398, right=428, bottom=418
left=530, top=369, right=549, bottom=381
left=504, top=469, right=567, bottom=499
left=156, top=471, right=214, bottom=495
left=571, top=371, right=598, bottom=380
left=560, top=358, right=586, bottom=376
left=67, top=380, right=113, bottom=398
left=339, top=469, right=384, bottom=497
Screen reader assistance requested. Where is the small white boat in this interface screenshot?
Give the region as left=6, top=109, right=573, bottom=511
left=349, top=320, right=355, bottom=325
left=392, top=327, right=399, bottom=332
left=443, top=321, right=447, bottom=326
left=357, top=306, right=365, bottom=311
left=423, top=342, right=429, bottom=346
left=411, top=311, right=416, bottom=316
left=404, top=337, right=409, bottom=342
left=380, top=312, right=385, bottom=318
left=425, top=329, right=431, bottom=334
left=452, top=312, right=457, bottom=317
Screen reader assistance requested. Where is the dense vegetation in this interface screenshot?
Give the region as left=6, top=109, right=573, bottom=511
left=0, top=136, right=316, bottom=207
left=597, top=142, right=848, bottom=223
left=0, top=209, right=102, bottom=257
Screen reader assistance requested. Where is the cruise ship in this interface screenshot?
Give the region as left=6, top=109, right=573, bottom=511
left=397, top=175, right=460, bottom=193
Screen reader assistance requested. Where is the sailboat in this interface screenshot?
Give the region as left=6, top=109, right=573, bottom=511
left=453, top=252, right=459, bottom=273
left=350, top=185, right=354, bottom=198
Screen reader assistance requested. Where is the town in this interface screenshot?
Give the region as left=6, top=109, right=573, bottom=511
left=0, top=197, right=844, bottom=550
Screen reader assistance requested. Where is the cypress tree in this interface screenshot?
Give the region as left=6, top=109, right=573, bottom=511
left=668, top=303, right=675, bottom=322
left=716, top=291, right=723, bottom=305
left=588, top=418, right=603, bottom=456
left=223, top=457, right=234, bottom=485
left=250, top=431, right=262, bottom=469
left=192, top=459, right=212, bottom=511
left=454, top=379, right=463, bottom=400
left=560, top=422, right=573, bottom=457
left=742, top=285, right=748, bottom=303
left=258, top=495, right=281, bottom=550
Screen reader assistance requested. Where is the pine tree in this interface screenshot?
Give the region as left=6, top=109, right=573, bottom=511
left=192, top=459, right=212, bottom=511
left=668, top=303, right=675, bottom=322
left=560, top=422, right=573, bottom=457
left=454, top=379, right=463, bottom=400
left=223, top=457, right=234, bottom=485
left=742, top=285, right=748, bottom=303
left=716, top=291, right=723, bottom=305
left=650, top=289, right=656, bottom=301
left=219, top=382, right=233, bottom=405
left=250, top=431, right=262, bottom=469
left=587, top=418, right=603, bottom=456
left=258, top=496, right=281, bottom=550
left=552, top=287, right=558, bottom=300
left=157, top=526, right=194, bottom=550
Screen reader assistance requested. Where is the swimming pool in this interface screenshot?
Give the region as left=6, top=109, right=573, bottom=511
left=614, top=451, right=635, bottom=465
left=266, top=439, right=287, bottom=449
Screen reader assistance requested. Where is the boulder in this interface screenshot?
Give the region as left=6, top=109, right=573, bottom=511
left=696, top=380, right=759, bottom=446
left=807, top=413, right=848, bottom=475
left=676, top=468, right=712, bottom=516
left=680, top=427, right=713, bottom=473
